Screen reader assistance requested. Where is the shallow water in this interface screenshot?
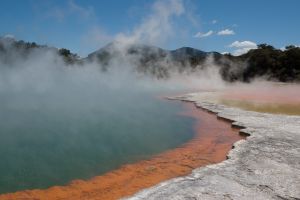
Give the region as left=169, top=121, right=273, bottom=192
left=218, top=99, right=300, bottom=115
left=0, top=93, right=195, bottom=194
left=217, top=83, right=300, bottom=115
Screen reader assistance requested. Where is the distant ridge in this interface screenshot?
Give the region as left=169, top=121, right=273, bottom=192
left=1, top=36, right=300, bottom=82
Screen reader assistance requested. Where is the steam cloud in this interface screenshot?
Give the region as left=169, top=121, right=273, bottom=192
left=1, top=0, right=299, bottom=195
left=2, top=0, right=277, bottom=102
left=115, top=0, right=184, bottom=47
left=0, top=0, right=237, bottom=112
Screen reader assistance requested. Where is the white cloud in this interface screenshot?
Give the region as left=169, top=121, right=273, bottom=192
left=217, top=29, right=235, bottom=35
left=232, top=48, right=253, bottom=55
left=229, top=41, right=257, bottom=48
left=194, top=30, right=214, bottom=38
left=229, top=40, right=257, bottom=55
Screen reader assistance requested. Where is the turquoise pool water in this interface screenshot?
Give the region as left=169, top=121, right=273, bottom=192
left=0, top=89, right=195, bottom=194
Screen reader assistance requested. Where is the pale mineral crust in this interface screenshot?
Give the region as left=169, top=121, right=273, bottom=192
left=125, top=92, right=300, bottom=200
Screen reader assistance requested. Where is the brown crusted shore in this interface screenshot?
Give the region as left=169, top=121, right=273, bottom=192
left=0, top=102, right=245, bottom=200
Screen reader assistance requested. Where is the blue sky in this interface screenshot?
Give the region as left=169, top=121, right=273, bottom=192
left=0, top=0, right=299, bottom=56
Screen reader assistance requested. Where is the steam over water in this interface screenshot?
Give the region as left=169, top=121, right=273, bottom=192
left=2, top=0, right=298, bottom=194
left=0, top=56, right=197, bottom=193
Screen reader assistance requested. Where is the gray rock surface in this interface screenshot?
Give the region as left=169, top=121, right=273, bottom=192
left=125, top=92, right=300, bottom=200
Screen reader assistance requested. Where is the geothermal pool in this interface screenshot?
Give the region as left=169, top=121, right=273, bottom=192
left=218, top=83, right=300, bottom=115
left=0, top=93, right=196, bottom=194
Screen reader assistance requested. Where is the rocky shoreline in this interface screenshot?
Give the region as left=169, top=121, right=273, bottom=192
left=125, top=92, right=300, bottom=200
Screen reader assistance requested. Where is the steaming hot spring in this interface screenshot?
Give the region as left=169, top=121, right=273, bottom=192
left=1, top=0, right=300, bottom=198
left=0, top=39, right=299, bottom=200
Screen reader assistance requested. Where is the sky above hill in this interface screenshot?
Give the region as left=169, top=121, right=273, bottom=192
left=1, top=0, right=299, bottom=56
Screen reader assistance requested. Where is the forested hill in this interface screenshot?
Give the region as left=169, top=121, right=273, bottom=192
left=237, top=44, right=300, bottom=82
left=0, top=37, right=80, bottom=65
left=87, top=42, right=300, bottom=82
left=1, top=37, right=299, bottom=82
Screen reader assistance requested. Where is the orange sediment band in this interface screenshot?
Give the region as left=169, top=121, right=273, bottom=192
left=0, top=102, right=245, bottom=200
